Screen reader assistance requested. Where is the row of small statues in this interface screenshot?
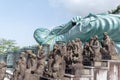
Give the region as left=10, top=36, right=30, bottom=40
left=0, top=32, right=118, bottom=80
left=56, top=32, right=117, bottom=67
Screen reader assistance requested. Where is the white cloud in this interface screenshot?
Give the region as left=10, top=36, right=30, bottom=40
left=48, top=0, right=120, bottom=16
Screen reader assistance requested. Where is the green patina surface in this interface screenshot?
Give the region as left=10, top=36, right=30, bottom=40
left=34, top=13, right=120, bottom=49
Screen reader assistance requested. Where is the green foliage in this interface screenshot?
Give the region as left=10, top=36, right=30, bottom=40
left=0, top=39, right=20, bottom=54
left=108, top=5, right=120, bottom=14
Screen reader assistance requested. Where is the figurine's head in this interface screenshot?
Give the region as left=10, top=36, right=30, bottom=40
left=62, top=43, right=66, bottom=47
left=40, top=49, right=45, bottom=54
left=103, top=32, right=108, bottom=36
left=75, top=38, right=80, bottom=42
left=90, top=37, right=94, bottom=40
left=26, top=50, right=33, bottom=54
left=84, top=42, right=89, bottom=48
left=16, top=60, right=20, bottom=64
left=37, top=45, right=41, bottom=49
left=94, top=35, right=98, bottom=40
left=20, top=52, right=25, bottom=58
left=53, top=44, right=59, bottom=50
left=71, top=40, right=75, bottom=43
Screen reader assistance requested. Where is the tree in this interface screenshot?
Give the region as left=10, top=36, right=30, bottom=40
left=108, top=5, right=120, bottom=14
left=0, top=39, right=20, bottom=54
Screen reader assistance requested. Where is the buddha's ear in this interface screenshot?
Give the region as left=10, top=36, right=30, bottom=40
left=86, top=13, right=97, bottom=22
left=87, top=13, right=98, bottom=18
left=90, top=17, right=97, bottom=22
left=89, top=18, right=96, bottom=27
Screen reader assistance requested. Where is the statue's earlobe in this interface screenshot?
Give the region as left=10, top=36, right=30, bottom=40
left=87, top=13, right=98, bottom=18
left=86, top=13, right=97, bottom=22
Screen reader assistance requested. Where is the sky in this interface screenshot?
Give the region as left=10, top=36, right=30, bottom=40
left=0, top=0, right=120, bottom=47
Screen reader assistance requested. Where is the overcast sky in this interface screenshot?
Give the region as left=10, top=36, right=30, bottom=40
left=0, top=0, right=120, bottom=47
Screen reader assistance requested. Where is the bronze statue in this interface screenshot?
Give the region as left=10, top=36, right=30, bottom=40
left=18, top=52, right=26, bottom=80
left=64, top=50, right=72, bottom=74
left=92, top=35, right=101, bottom=61
left=12, top=32, right=120, bottom=79
left=74, top=38, right=83, bottom=62
left=67, top=41, right=73, bottom=51
left=34, top=48, right=46, bottom=75
left=75, top=38, right=83, bottom=52
left=82, top=42, right=94, bottom=66
left=24, top=50, right=42, bottom=80
left=51, top=44, right=65, bottom=79
left=46, top=54, right=54, bottom=77
left=26, top=50, right=37, bottom=70
left=61, top=43, right=67, bottom=57
left=13, top=60, right=21, bottom=80
left=100, top=47, right=111, bottom=60
left=101, top=32, right=117, bottom=55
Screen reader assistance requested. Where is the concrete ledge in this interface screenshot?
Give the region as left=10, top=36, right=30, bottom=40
left=84, top=66, right=95, bottom=69
left=101, top=59, right=120, bottom=63
left=40, top=76, right=55, bottom=80
left=64, top=74, right=93, bottom=78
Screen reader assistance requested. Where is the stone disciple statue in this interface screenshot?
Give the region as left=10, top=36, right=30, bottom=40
left=82, top=42, right=94, bottom=66
left=74, top=38, right=83, bottom=62
left=100, top=47, right=111, bottom=60
left=47, top=54, right=54, bottom=77
left=101, top=32, right=118, bottom=59
left=26, top=50, right=37, bottom=70
left=13, top=60, right=20, bottom=80
left=34, top=47, right=46, bottom=75
left=92, top=35, right=101, bottom=61
left=50, top=44, right=65, bottom=79
left=0, top=61, right=6, bottom=80
left=13, top=52, right=26, bottom=80
left=61, top=43, right=67, bottom=57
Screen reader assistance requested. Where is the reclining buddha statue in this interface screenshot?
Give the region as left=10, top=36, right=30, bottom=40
left=34, top=13, right=120, bottom=52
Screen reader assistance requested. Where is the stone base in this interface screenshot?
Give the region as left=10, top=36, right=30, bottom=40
left=82, top=69, right=91, bottom=75
left=111, top=55, right=120, bottom=60
left=94, top=61, right=108, bottom=67
left=94, top=61, right=102, bottom=67
left=40, top=76, right=55, bottom=80
left=64, top=74, right=92, bottom=80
